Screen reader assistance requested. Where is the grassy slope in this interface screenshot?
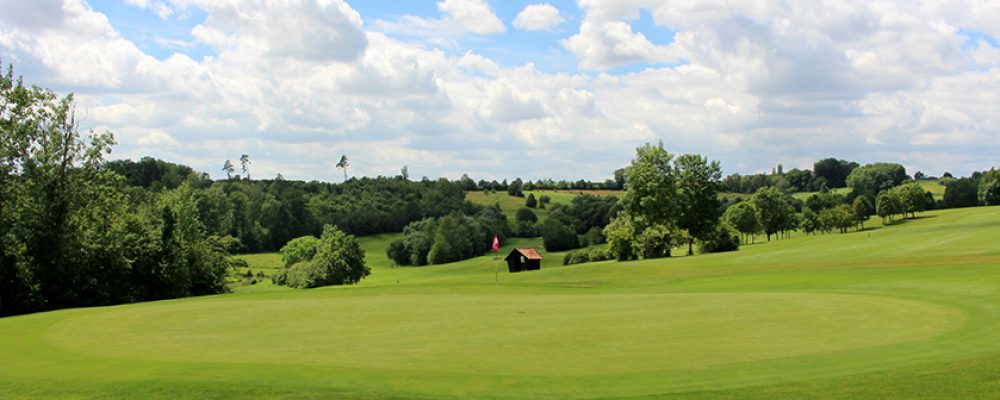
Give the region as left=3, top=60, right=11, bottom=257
left=2, top=207, right=1000, bottom=399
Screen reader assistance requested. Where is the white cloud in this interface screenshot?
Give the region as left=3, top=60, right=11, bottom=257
left=513, top=3, right=564, bottom=31
left=374, top=0, right=504, bottom=37
left=125, top=0, right=174, bottom=19
left=2, top=0, right=1000, bottom=181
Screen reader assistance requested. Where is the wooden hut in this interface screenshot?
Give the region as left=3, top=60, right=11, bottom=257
left=505, top=248, right=543, bottom=273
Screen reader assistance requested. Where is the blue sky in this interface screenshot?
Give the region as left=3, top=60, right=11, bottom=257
left=2, top=0, right=999, bottom=181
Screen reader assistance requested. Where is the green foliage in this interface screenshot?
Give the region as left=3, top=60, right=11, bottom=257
left=979, top=169, right=1000, bottom=206
left=539, top=217, right=580, bottom=252
left=723, top=201, right=762, bottom=244
left=514, top=221, right=538, bottom=238
left=813, top=158, right=858, bottom=188
left=846, top=162, right=909, bottom=198
left=525, top=193, right=537, bottom=208
left=604, top=215, right=638, bottom=261
left=805, top=191, right=846, bottom=212
left=507, top=178, right=524, bottom=197
left=582, top=226, right=606, bottom=246
left=636, top=224, right=682, bottom=259
left=279, top=236, right=319, bottom=268
left=697, top=224, right=740, bottom=254
left=895, top=182, right=928, bottom=218
left=943, top=178, right=980, bottom=208
left=621, top=142, right=678, bottom=230
left=0, top=63, right=230, bottom=315
left=675, top=154, right=723, bottom=255
left=751, top=187, right=796, bottom=241
left=819, top=204, right=856, bottom=234
left=853, top=196, right=873, bottom=229
left=277, top=225, right=368, bottom=288
left=876, top=190, right=904, bottom=223
left=563, top=246, right=613, bottom=265
left=515, top=207, right=538, bottom=223
left=387, top=206, right=509, bottom=266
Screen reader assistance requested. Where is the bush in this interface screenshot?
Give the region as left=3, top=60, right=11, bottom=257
left=563, top=246, right=613, bottom=265
left=515, top=221, right=538, bottom=238
left=540, top=218, right=580, bottom=252
left=516, top=207, right=538, bottom=223
left=582, top=226, right=605, bottom=246
left=279, top=236, right=319, bottom=268
left=525, top=193, right=537, bottom=208
left=276, top=225, right=369, bottom=288
left=698, top=225, right=740, bottom=254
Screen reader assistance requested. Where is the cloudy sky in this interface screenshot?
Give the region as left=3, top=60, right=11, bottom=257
left=2, top=0, right=999, bottom=181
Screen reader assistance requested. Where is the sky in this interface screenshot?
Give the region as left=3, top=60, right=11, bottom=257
left=1, top=0, right=999, bottom=182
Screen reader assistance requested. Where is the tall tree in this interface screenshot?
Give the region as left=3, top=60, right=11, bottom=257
left=979, top=169, right=1000, bottom=206
left=751, top=187, right=794, bottom=241
left=222, top=160, right=235, bottom=180
left=852, top=196, right=873, bottom=230
left=336, top=155, right=349, bottom=181
left=674, top=154, right=723, bottom=255
left=813, top=158, right=858, bottom=188
left=239, top=154, right=251, bottom=181
left=723, top=202, right=762, bottom=244
left=607, top=142, right=683, bottom=260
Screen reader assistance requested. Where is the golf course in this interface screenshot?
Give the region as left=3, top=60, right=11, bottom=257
left=1, top=204, right=998, bottom=399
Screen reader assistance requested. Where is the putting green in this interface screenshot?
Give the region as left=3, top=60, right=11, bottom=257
left=45, top=292, right=962, bottom=375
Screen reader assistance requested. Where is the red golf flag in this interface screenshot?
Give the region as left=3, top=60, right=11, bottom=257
left=492, top=234, right=500, bottom=252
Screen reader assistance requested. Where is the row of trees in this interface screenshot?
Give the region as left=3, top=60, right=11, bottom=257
left=1, top=64, right=232, bottom=316
left=106, top=158, right=475, bottom=253
left=386, top=205, right=510, bottom=266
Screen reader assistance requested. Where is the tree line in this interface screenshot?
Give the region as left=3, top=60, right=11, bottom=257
left=1, top=64, right=232, bottom=316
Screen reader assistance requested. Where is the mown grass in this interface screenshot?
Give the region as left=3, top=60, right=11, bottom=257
left=1, top=207, right=999, bottom=399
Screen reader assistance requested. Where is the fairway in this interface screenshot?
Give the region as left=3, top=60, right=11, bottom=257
left=2, top=206, right=1000, bottom=399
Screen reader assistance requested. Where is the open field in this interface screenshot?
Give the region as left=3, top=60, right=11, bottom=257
left=2, top=207, right=1000, bottom=399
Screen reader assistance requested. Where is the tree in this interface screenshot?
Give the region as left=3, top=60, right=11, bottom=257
left=525, top=193, right=537, bottom=208
left=508, top=178, right=524, bottom=197
left=607, top=142, right=686, bottom=259
left=223, top=160, right=235, bottom=179
left=240, top=154, right=251, bottom=181
left=336, top=155, right=349, bottom=181
left=876, top=190, right=903, bottom=224
left=515, top=207, right=538, bottom=224
left=723, top=202, right=762, bottom=244
left=674, top=154, right=723, bottom=256
left=813, top=158, right=858, bottom=188
left=846, top=163, right=909, bottom=198
left=979, top=170, right=1000, bottom=206
left=540, top=218, right=579, bottom=252
left=276, top=225, right=368, bottom=288
left=604, top=215, right=638, bottom=261
left=751, top=187, right=794, bottom=241
left=895, top=182, right=927, bottom=219
left=852, top=196, right=873, bottom=230
left=280, top=236, right=319, bottom=268
left=943, top=178, right=980, bottom=208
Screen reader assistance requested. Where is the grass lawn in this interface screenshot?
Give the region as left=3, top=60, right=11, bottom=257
left=2, top=207, right=1000, bottom=399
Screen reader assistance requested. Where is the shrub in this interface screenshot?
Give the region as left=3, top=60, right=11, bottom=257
left=276, top=225, right=369, bottom=288
left=516, top=207, right=538, bottom=224
left=515, top=221, right=538, bottom=238
left=698, top=225, right=740, bottom=254
left=583, top=226, right=605, bottom=246
left=540, top=218, right=580, bottom=252
left=279, top=236, right=319, bottom=268
left=525, top=193, right=538, bottom=208
left=563, top=246, right=613, bottom=265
